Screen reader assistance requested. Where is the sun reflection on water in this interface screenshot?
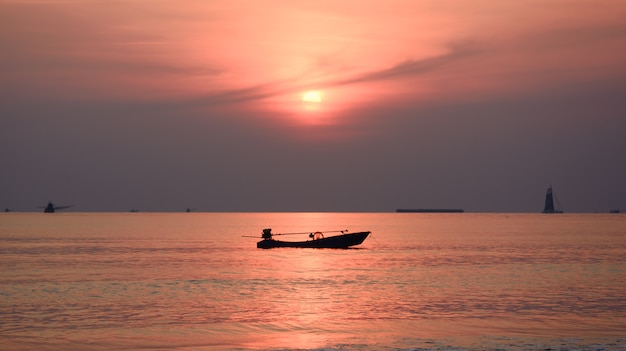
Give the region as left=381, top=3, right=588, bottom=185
left=1, top=213, right=625, bottom=350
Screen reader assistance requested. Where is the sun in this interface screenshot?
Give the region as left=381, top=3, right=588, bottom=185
left=302, top=90, right=323, bottom=103
left=301, top=90, right=323, bottom=111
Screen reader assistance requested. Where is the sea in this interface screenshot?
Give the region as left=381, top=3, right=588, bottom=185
left=1, top=212, right=625, bottom=351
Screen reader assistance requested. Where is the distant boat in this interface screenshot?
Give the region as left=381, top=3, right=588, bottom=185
left=542, top=186, right=563, bottom=213
left=609, top=209, right=620, bottom=214
left=254, top=228, right=370, bottom=249
left=40, top=202, right=73, bottom=213
left=396, top=208, right=464, bottom=213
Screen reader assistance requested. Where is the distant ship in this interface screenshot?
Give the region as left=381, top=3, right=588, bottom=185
left=40, top=202, right=73, bottom=213
left=396, top=209, right=464, bottom=213
left=542, top=186, right=563, bottom=213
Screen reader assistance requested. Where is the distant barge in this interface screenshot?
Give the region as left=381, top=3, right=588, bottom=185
left=396, top=209, right=464, bottom=213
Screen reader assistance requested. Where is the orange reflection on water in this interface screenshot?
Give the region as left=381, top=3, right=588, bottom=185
left=4, top=213, right=625, bottom=350
left=234, top=212, right=378, bottom=349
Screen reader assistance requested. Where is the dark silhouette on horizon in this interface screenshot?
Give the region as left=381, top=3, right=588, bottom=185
left=40, top=202, right=73, bottom=213
left=542, top=186, right=564, bottom=213
left=396, top=208, right=464, bottom=213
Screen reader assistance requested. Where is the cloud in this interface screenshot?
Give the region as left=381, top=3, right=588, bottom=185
left=186, top=41, right=480, bottom=107
left=332, top=41, right=480, bottom=86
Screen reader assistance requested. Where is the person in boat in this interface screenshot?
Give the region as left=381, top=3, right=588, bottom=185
left=309, top=231, right=324, bottom=240
left=262, top=228, right=273, bottom=240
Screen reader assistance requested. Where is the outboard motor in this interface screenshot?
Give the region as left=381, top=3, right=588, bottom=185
left=262, top=228, right=273, bottom=240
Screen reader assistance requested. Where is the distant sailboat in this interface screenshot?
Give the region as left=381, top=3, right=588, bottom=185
left=542, top=185, right=563, bottom=213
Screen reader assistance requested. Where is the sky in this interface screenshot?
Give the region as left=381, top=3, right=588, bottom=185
left=1, top=0, right=626, bottom=212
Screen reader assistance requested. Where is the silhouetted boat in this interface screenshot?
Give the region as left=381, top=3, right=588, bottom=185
left=255, top=228, right=370, bottom=249
left=396, top=208, right=464, bottom=213
left=40, top=202, right=73, bottom=213
left=542, top=186, right=563, bottom=213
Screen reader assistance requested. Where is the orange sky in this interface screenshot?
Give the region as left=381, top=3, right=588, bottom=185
left=3, top=1, right=625, bottom=113
left=2, top=0, right=626, bottom=212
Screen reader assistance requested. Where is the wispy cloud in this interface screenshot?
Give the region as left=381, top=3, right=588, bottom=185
left=188, top=41, right=480, bottom=107
left=331, top=41, right=480, bottom=87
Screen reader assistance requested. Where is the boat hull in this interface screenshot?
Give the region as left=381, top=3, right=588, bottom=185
left=257, top=231, right=370, bottom=249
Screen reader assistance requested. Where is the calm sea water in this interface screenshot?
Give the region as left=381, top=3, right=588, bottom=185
left=1, top=212, right=625, bottom=351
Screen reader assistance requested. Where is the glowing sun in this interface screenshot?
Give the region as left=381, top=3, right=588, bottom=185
left=301, top=90, right=323, bottom=104
left=301, top=90, right=324, bottom=112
